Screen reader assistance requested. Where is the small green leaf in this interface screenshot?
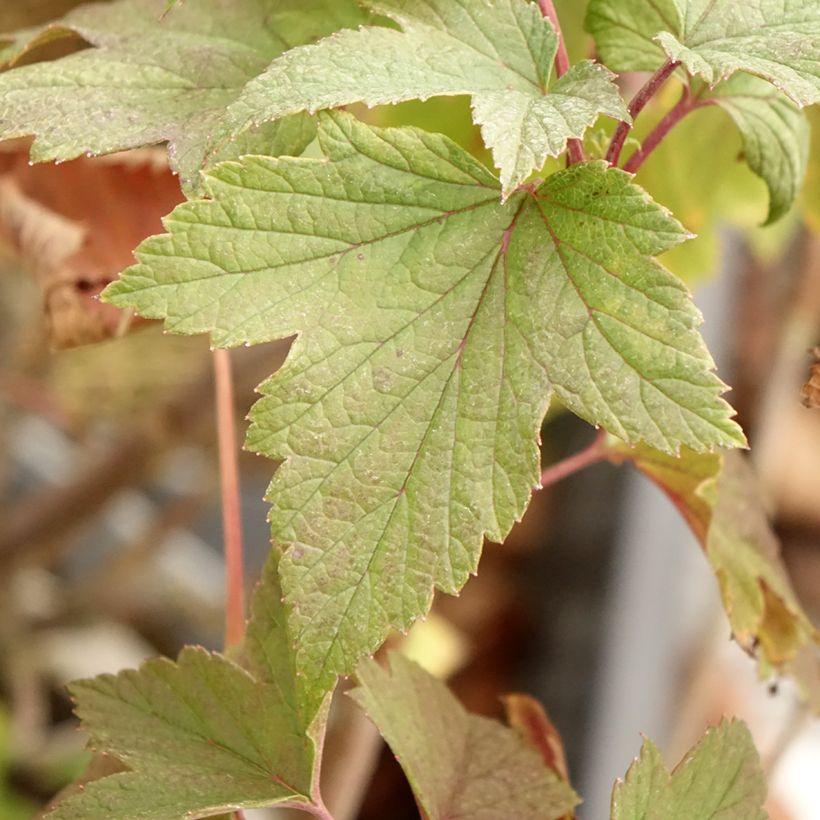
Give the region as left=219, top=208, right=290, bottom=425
left=608, top=443, right=819, bottom=706
left=45, top=552, right=330, bottom=820
left=586, top=0, right=820, bottom=106
left=0, top=0, right=368, bottom=189
left=106, top=111, right=743, bottom=702
left=227, top=0, right=628, bottom=194
left=711, top=74, right=810, bottom=224
left=351, top=653, right=579, bottom=820
left=611, top=719, right=767, bottom=820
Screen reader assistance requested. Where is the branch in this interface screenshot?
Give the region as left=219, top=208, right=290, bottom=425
left=213, top=347, right=246, bottom=649
left=539, top=429, right=608, bottom=489
left=606, top=59, right=680, bottom=167
left=538, top=0, right=585, bottom=165
left=622, top=90, right=709, bottom=174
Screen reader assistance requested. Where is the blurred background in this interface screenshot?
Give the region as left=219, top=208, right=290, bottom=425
left=0, top=1, right=819, bottom=818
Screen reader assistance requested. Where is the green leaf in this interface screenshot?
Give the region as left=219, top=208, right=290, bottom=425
left=351, top=653, right=579, bottom=820
left=586, top=0, right=820, bottom=106
left=45, top=552, right=330, bottom=820
left=105, top=110, right=743, bottom=701
left=710, top=74, right=810, bottom=224
left=608, top=443, right=819, bottom=706
left=611, top=719, right=767, bottom=820
left=227, top=0, right=628, bottom=195
left=0, top=0, right=368, bottom=190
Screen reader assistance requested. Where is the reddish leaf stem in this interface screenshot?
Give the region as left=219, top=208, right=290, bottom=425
left=538, top=0, right=585, bottom=165
left=213, top=347, right=246, bottom=649
left=539, top=429, right=608, bottom=489
left=606, top=59, right=680, bottom=167
left=622, top=90, right=709, bottom=174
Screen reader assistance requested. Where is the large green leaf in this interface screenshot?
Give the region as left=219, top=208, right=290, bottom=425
left=608, top=443, right=819, bottom=706
left=0, top=0, right=367, bottom=190
left=105, top=111, right=743, bottom=701
left=586, top=0, right=820, bottom=106
left=45, top=552, right=330, bottom=820
left=227, top=0, right=628, bottom=195
left=351, top=653, right=579, bottom=820
left=611, top=719, right=767, bottom=820
left=710, top=75, right=810, bottom=224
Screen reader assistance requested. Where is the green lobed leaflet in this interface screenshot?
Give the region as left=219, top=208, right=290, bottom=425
left=105, top=110, right=745, bottom=702
left=226, top=0, right=629, bottom=196
left=710, top=74, right=810, bottom=225
left=586, top=0, right=820, bottom=107
left=351, top=653, right=580, bottom=820
left=0, top=0, right=368, bottom=190
left=611, top=719, right=767, bottom=820
left=45, top=552, right=331, bottom=820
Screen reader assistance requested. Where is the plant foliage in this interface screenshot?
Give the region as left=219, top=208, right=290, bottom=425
left=0, top=0, right=817, bottom=816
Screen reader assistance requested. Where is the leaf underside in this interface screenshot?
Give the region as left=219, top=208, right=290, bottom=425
left=0, top=0, right=368, bottom=189
left=609, top=442, right=820, bottom=707
left=710, top=74, right=810, bottom=225
left=611, top=719, right=767, bottom=820
left=586, top=0, right=820, bottom=107
left=227, top=0, right=629, bottom=194
left=46, top=552, right=327, bottom=820
left=351, top=653, right=579, bottom=820
left=106, top=110, right=744, bottom=704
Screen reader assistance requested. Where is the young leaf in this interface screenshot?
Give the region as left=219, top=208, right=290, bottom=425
left=608, top=443, right=819, bottom=705
left=0, top=0, right=367, bottom=190
left=611, top=719, right=767, bottom=820
left=105, top=111, right=744, bottom=701
left=350, top=653, right=579, bottom=820
left=227, top=0, right=629, bottom=195
left=710, top=75, right=810, bottom=225
left=586, top=0, right=820, bottom=106
left=45, top=552, right=330, bottom=820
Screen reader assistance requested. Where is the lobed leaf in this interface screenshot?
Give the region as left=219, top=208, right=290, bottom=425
left=0, top=0, right=368, bottom=190
left=227, top=0, right=628, bottom=195
left=611, top=719, right=767, bottom=820
left=710, top=74, right=810, bottom=225
left=608, top=442, right=820, bottom=706
left=106, top=111, right=744, bottom=703
left=46, top=552, right=330, bottom=820
left=586, top=0, right=820, bottom=106
left=351, top=653, right=579, bottom=820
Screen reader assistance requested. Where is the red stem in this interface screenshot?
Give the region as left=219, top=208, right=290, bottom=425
left=213, top=348, right=246, bottom=649
left=622, top=90, right=708, bottom=174
left=538, top=0, right=585, bottom=165
left=540, top=429, right=608, bottom=489
left=606, top=59, right=680, bottom=167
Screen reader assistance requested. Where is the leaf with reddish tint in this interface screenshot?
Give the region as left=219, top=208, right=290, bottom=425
left=608, top=441, right=820, bottom=706
left=351, top=653, right=579, bottom=820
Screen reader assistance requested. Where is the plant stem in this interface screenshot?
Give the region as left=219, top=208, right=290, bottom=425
left=622, top=89, right=707, bottom=174
left=213, top=347, right=246, bottom=649
left=538, top=0, right=585, bottom=165
left=606, top=59, right=680, bottom=167
left=540, top=429, right=608, bottom=489
left=538, top=0, right=570, bottom=77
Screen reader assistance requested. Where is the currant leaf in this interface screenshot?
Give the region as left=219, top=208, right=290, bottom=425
left=45, top=552, right=330, bottom=820
left=0, top=0, right=367, bottom=190
left=351, top=653, right=579, bottom=820
left=227, top=0, right=628, bottom=195
left=611, top=719, right=767, bottom=820
left=586, top=0, right=820, bottom=106
left=608, top=443, right=820, bottom=706
left=711, top=74, right=810, bottom=225
left=105, top=111, right=744, bottom=701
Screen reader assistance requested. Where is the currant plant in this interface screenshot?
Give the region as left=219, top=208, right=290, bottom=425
left=0, top=0, right=817, bottom=817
